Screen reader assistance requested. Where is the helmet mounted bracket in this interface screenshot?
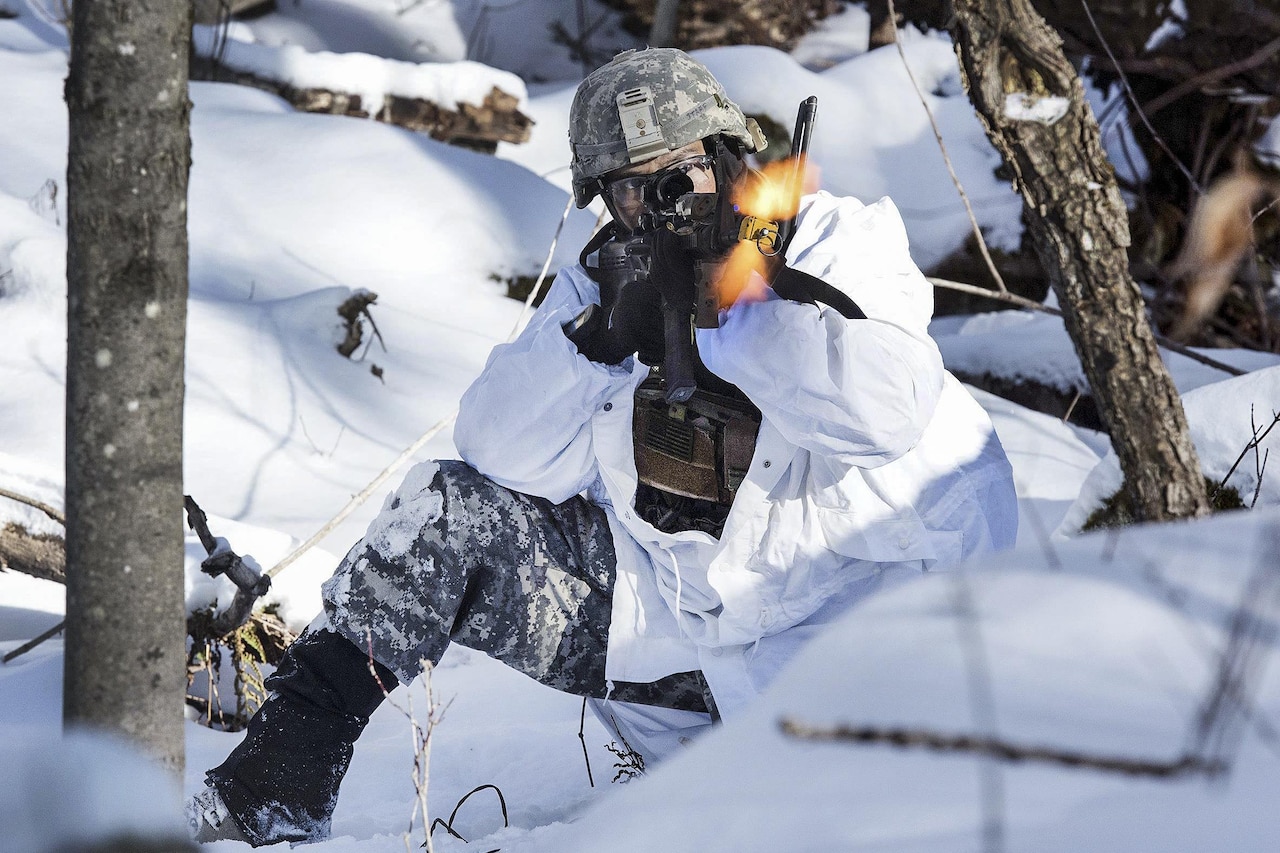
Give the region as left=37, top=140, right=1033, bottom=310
left=616, top=86, right=669, bottom=164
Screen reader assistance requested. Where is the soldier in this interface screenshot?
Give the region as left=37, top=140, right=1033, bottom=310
left=189, top=47, right=1018, bottom=846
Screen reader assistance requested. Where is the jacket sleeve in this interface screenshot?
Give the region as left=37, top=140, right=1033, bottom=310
left=454, top=265, right=634, bottom=503
left=695, top=193, right=945, bottom=467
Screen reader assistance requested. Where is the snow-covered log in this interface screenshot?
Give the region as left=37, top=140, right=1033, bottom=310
left=0, top=522, right=64, bottom=584
left=191, top=29, right=534, bottom=151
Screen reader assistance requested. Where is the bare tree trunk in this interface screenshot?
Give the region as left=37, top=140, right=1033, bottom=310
left=649, top=0, right=681, bottom=46
left=64, top=1, right=193, bottom=775
left=948, top=0, right=1211, bottom=522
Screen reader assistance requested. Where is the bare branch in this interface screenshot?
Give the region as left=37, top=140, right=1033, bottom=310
left=579, top=697, right=596, bottom=787
left=0, top=486, right=65, bottom=525
left=887, top=0, right=1008, bottom=292
left=950, top=574, right=1006, bottom=852
left=1189, top=525, right=1280, bottom=768
left=927, top=276, right=1245, bottom=377
left=1210, top=405, right=1280, bottom=503
left=2, top=620, right=65, bottom=664
left=1079, top=0, right=1203, bottom=196
left=778, top=718, right=1224, bottom=778
left=1144, top=35, right=1280, bottom=118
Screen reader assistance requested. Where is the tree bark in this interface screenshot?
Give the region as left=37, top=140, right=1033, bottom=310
left=64, top=1, right=192, bottom=776
left=948, top=0, right=1211, bottom=522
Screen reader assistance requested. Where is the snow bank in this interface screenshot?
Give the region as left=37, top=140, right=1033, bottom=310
left=0, top=730, right=190, bottom=853
left=1058, top=365, right=1280, bottom=534
left=511, top=509, right=1280, bottom=853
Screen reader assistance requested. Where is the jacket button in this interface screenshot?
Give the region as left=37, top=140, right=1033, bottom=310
left=603, top=402, right=613, bottom=411
left=762, top=460, right=771, bottom=468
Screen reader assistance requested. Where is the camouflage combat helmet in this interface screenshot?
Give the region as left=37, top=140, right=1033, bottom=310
left=569, top=47, right=766, bottom=208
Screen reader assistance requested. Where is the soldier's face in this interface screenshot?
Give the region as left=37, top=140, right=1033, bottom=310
left=602, top=141, right=717, bottom=232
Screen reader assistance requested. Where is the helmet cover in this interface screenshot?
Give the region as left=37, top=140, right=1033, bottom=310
left=569, top=48, right=763, bottom=207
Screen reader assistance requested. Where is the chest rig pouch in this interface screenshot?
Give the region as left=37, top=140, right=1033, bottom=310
left=632, top=374, right=761, bottom=507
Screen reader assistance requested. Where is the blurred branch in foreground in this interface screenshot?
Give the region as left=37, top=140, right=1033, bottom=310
left=777, top=719, right=1224, bottom=779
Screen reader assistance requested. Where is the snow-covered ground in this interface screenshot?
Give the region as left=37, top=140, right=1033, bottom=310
left=3, top=2, right=1280, bottom=851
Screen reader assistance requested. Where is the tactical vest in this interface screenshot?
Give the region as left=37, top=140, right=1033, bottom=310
left=633, top=372, right=761, bottom=508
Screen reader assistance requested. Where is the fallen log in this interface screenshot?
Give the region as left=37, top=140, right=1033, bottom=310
left=0, top=522, right=65, bottom=585
left=191, top=35, right=533, bottom=151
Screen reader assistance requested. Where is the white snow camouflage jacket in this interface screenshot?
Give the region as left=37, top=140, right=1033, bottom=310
left=456, top=191, right=1018, bottom=716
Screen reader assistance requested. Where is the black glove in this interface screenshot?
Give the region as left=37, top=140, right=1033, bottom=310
left=564, top=278, right=665, bottom=365
left=646, top=227, right=698, bottom=315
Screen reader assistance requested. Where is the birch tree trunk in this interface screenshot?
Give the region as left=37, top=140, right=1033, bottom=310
left=64, top=1, right=193, bottom=774
left=948, top=0, right=1211, bottom=522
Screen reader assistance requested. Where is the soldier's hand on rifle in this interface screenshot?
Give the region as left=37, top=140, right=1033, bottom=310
left=566, top=278, right=665, bottom=365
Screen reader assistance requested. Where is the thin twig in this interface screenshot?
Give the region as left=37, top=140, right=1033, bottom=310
left=950, top=573, right=1005, bottom=853
left=927, top=276, right=1245, bottom=377
left=1210, top=405, right=1280, bottom=503
left=887, top=0, right=1007, bottom=292
left=1188, top=527, right=1280, bottom=769
left=929, top=276, right=1054, bottom=313
left=1250, top=195, right=1280, bottom=225
left=1140, top=561, right=1280, bottom=761
left=366, top=643, right=450, bottom=852
left=358, top=304, right=388, bottom=358
left=267, top=413, right=457, bottom=579
left=779, top=718, right=1225, bottom=778
left=1253, top=449, right=1270, bottom=508
left=579, top=696, right=596, bottom=787
left=1080, top=0, right=1203, bottom=196
left=0, top=486, right=65, bottom=525
left=2, top=619, right=65, bottom=664
left=1061, top=388, right=1082, bottom=424
left=1143, top=35, right=1280, bottom=118
left=514, top=194, right=575, bottom=335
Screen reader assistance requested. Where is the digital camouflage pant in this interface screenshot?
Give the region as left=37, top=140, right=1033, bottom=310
left=322, top=459, right=708, bottom=709
left=207, top=460, right=706, bottom=846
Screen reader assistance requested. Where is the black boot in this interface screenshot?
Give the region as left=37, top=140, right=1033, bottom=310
left=201, top=627, right=399, bottom=846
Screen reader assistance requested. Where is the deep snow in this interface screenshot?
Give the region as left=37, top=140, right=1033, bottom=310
left=3, top=2, right=1279, bottom=852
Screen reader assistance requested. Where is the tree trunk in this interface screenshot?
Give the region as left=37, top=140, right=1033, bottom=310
left=649, top=0, right=681, bottom=47
left=64, top=1, right=193, bottom=776
left=948, top=0, right=1211, bottom=522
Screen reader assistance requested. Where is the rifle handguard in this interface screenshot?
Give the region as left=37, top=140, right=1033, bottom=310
left=661, top=301, right=697, bottom=403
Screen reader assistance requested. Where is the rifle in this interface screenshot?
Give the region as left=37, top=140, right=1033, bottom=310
left=658, top=95, right=819, bottom=402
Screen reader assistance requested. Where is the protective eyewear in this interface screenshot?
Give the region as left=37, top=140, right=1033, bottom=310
left=603, top=154, right=717, bottom=232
